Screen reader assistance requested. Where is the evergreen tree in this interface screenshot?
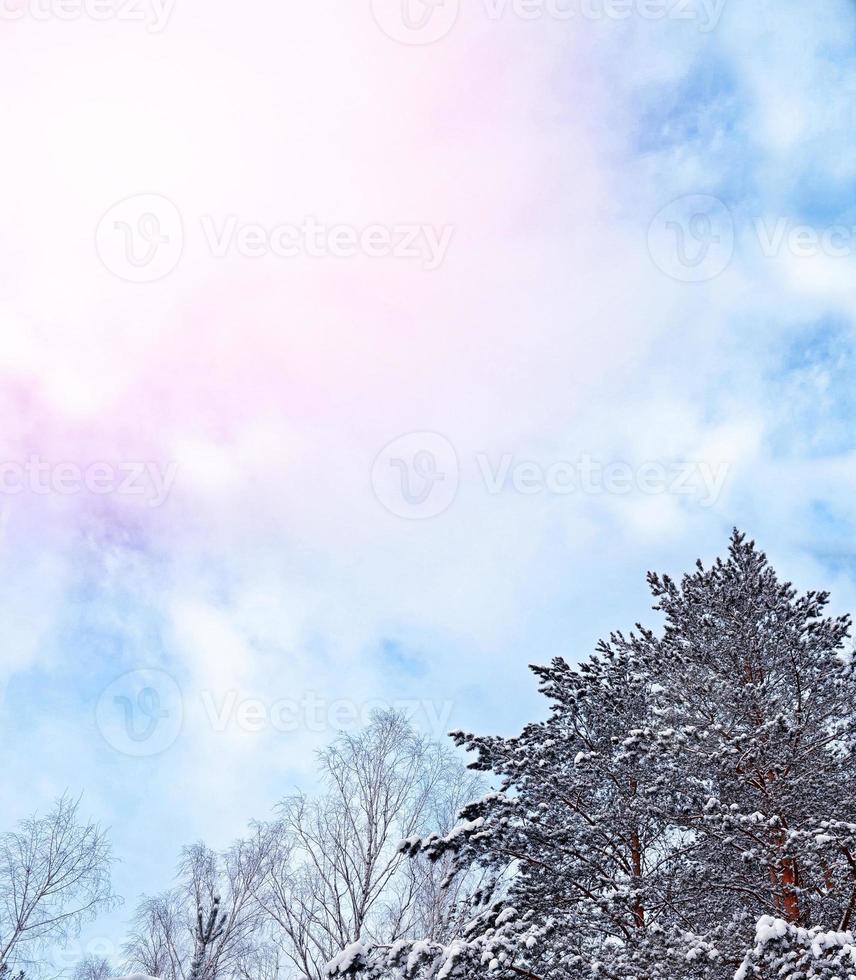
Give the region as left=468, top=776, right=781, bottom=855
left=188, top=897, right=227, bottom=980
left=329, top=532, right=856, bottom=980
left=735, top=916, right=856, bottom=979
left=634, top=530, right=856, bottom=962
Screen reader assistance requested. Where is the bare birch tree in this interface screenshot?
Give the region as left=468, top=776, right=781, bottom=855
left=254, top=711, right=482, bottom=980
left=0, top=796, right=117, bottom=974
left=123, top=836, right=269, bottom=980
left=72, top=954, right=113, bottom=980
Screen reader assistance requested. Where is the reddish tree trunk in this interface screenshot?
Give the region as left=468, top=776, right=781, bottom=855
left=780, top=857, right=800, bottom=922
left=630, top=828, right=644, bottom=928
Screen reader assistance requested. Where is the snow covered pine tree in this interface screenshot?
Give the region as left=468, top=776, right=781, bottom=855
left=327, top=531, right=856, bottom=980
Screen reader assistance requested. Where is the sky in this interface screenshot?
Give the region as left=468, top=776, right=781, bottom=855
left=3, top=0, right=856, bottom=971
